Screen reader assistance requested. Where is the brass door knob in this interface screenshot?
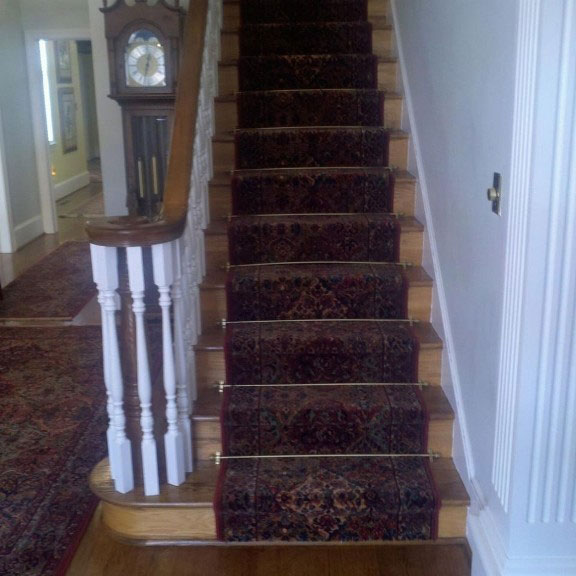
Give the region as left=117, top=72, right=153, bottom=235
left=487, top=187, right=500, bottom=202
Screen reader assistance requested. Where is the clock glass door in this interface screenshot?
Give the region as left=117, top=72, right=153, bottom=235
left=130, top=114, right=171, bottom=218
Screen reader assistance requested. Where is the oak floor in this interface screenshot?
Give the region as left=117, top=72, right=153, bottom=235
left=0, top=182, right=101, bottom=285
left=67, top=509, right=471, bottom=576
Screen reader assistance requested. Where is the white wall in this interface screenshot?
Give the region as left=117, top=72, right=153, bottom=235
left=393, top=0, right=576, bottom=573
left=0, top=0, right=43, bottom=248
left=88, top=0, right=128, bottom=216
left=19, top=0, right=90, bottom=31
left=393, top=0, right=517, bottom=510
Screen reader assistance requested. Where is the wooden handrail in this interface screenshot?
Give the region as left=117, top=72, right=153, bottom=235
left=86, top=0, right=209, bottom=248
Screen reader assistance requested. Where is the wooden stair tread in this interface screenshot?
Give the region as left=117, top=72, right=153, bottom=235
left=200, top=265, right=431, bottom=289
left=219, top=50, right=397, bottom=67
left=202, top=255, right=427, bottom=288
left=195, top=322, right=442, bottom=351
left=209, top=168, right=415, bottom=189
left=215, top=90, right=403, bottom=102
left=220, top=22, right=393, bottom=34
left=214, top=129, right=407, bottom=141
left=92, top=457, right=468, bottom=509
left=206, top=214, right=423, bottom=231
left=194, top=383, right=454, bottom=422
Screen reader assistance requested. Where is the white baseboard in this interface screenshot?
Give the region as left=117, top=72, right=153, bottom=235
left=469, top=509, right=576, bottom=576
left=389, top=0, right=476, bottom=484
left=53, top=171, right=90, bottom=201
left=14, top=214, right=44, bottom=249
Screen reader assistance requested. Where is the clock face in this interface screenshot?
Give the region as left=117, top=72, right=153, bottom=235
left=124, top=30, right=167, bottom=88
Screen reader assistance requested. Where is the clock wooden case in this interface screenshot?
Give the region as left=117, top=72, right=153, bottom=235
left=101, top=0, right=185, bottom=217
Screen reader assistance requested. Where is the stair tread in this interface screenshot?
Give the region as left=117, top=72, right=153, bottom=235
left=195, top=383, right=454, bottom=422
left=220, top=51, right=396, bottom=67
left=195, top=322, right=442, bottom=350
left=216, top=90, right=402, bottom=103
left=221, top=22, right=393, bottom=34
left=201, top=264, right=431, bottom=291
left=205, top=214, right=423, bottom=237
left=215, top=128, right=405, bottom=140
left=91, top=456, right=468, bottom=508
left=211, top=167, right=414, bottom=184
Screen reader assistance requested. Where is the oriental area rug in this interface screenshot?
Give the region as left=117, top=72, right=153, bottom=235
left=214, top=0, right=440, bottom=541
left=0, top=242, right=96, bottom=321
left=0, top=327, right=107, bottom=576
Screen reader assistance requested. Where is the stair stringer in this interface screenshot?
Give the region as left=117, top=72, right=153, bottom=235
left=389, top=0, right=483, bottom=517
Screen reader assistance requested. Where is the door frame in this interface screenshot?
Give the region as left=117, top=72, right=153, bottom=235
left=0, top=106, right=15, bottom=253
left=24, top=28, right=91, bottom=235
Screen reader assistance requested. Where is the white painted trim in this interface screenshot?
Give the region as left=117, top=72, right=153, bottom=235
left=527, top=0, right=576, bottom=525
left=468, top=508, right=507, bottom=576
left=0, top=106, right=15, bottom=253
left=53, top=171, right=90, bottom=201
left=390, top=0, right=478, bottom=498
left=469, top=508, right=576, bottom=576
left=24, top=28, right=91, bottom=236
left=13, top=215, right=44, bottom=249
left=492, top=0, right=541, bottom=514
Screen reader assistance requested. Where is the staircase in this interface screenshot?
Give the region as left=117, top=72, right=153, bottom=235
left=91, top=0, right=469, bottom=548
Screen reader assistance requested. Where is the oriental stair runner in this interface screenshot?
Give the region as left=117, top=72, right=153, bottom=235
left=214, top=0, right=440, bottom=541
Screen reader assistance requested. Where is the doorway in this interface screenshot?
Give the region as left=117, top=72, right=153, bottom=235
left=26, top=32, right=103, bottom=238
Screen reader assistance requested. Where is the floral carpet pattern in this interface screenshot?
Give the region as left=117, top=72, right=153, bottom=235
left=0, top=242, right=96, bottom=320
left=0, top=327, right=106, bottom=575
left=228, top=214, right=400, bottom=265
left=216, top=0, right=439, bottom=542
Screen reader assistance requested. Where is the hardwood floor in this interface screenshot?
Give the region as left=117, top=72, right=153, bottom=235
left=67, top=508, right=471, bottom=576
left=0, top=183, right=102, bottom=286
left=1, top=186, right=471, bottom=575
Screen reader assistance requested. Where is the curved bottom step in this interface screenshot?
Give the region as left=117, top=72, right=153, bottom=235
left=91, top=458, right=468, bottom=544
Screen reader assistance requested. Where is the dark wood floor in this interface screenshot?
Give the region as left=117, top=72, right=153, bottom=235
left=67, top=509, right=471, bottom=576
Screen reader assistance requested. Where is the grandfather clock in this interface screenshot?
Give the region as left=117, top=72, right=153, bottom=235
left=101, top=0, right=185, bottom=218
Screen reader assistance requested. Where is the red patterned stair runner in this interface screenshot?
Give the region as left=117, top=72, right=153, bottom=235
left=215, top=0, right=440, bottom=541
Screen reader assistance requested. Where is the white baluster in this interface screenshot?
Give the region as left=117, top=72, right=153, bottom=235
left=126, top=247, right=160, bottom=496
left=90, top=246, right=116, bottom=481
left=90, top=244, right=134, bottom=494
left=152, top=242, right=186, bottom=485
left=171, top=239, right=194, bottom=472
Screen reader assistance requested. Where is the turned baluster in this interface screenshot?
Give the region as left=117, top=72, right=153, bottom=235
left=90, top=244, right=134, bottom=493
left=127, top=246, right=160, bottom=495
left=170, top=239, right=194, bottom=472
left=153, top=242, right=186, bottom=485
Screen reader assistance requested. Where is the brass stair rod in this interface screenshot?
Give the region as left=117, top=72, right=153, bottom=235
left=221, top=317, right=418, bottom=326
left=214, top=381, right=430, bottom=391
left=228, top=212, right=405, bottom=218
left=225, top=260, right=413, bottom=269
left=214, top=452, right=441, bottom=464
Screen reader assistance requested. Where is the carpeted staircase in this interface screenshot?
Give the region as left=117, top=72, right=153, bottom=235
left=213, top=0, right=440, bottom=542
left=90, top=0, right=469, bottom=549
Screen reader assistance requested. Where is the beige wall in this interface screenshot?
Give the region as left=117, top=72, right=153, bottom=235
left=45, top=40, right=89, bottom=196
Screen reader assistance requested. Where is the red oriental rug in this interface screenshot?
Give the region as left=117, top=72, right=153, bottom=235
left=215, top=0, right=440, bottom=542
left=0, top=242, right=96, bottom=320
left=0, top=327, right=106, bottom=576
